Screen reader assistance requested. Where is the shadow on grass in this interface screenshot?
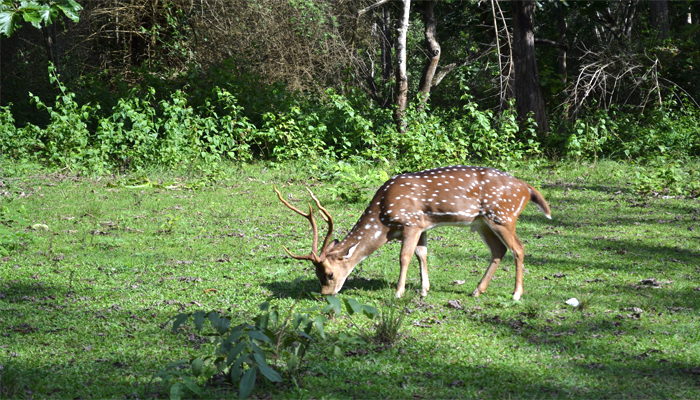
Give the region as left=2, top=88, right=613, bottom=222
left=311, top=343, right=700, bottom=399
left=263, top=276, right=391, bottom=299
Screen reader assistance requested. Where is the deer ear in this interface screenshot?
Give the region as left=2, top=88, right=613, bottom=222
left=325, top=239, right=340, bottom=253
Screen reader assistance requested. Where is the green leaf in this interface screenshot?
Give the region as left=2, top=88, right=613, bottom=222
left=314, top=315, right=327, bottom=339
left=333, top=345, right=343, bottom=358
left=256, top=312, right=269, bottom=330
left=191, top=357, right=203, bottom=377
left=362, top=305, right=379, bottom=319
left=225, top=329, right=244, bottom=344
left=217, top=317, right=231, bottom=334
left=230, top=354, right=248, bottom=382
left=227, top=341, right=248, bottom=365
left=343, top=298, right=362, bottom=315
left=268, top=310, right=278, bottom=327
left=165, top=359, right=188, bottom=370
left=170, top=382, right=183, bottom=400
left=255, top=356, right=282, bottom=382
left=259, top=301, right=269, bottom=312
left=182, top=376, right=202, bottom=396
left=193, top=311, right=206, bottom=331
left=171, top=313, right=189, bottom=333
left=249, top=341, right=265, bottom=358
left=0, top=10, right=21, bottom=37
left=21, top=9, right=42, bottom=28
left=247, top=330, right=271, bottom=342
left=208, top=312, right=221, bottom=331
left=238, top=367, right=257, bottom=399
left=291, top=276, right=304, bottom=288
left=55, top=0, right=82, bottom=22
left=37, top=5, right=59, bottom=26
left=324, top=295, right=341, bottom=317
left=286, top=354, right=299, bottom=370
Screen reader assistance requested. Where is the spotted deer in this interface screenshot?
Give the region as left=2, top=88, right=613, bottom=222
left=275, top=166, right=551, bottom=300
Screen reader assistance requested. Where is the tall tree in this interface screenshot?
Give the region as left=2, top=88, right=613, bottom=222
left=417, top=0, right=439, bottom=109
left=649, top=0, right=669, bottom=39
left=380, top=5, right=393, bottom=108
left=510, top=0, right=549, bottom=133
left=394, top=0, right=410, bottom=132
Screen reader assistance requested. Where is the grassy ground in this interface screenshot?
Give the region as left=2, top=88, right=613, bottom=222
left=1, top=160, right=699, bottom=399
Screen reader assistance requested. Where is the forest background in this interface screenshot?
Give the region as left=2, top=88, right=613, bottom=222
left=0, top=0, right=698, bottom=192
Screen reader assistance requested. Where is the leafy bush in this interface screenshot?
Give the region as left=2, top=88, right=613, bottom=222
left=554, top=98, right=700, bottom=162
left=159, top=295, right=378, bottom=399
left=631, top=156, right=700, bottom=196
left=1, top=67, right=256, bottom=175
left=393, top=97, right=542, bottom=172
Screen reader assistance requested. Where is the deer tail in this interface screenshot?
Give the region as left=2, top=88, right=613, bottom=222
left=528, top=184, right=552, bottom=219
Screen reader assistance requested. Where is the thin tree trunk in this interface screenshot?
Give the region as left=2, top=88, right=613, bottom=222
left=511, top=0, right=549, bottom=133
left=418, top=0, right=440, bottom=110
left=42, top=22, right=60, bottom=73
left=650, top=0, right=669, bottom=39
left=380, top=5, right=393, bottom=108
left=622, top=1, right=638, bottom=40
left=394, top=0, right=410, bottom=132
left=557, top=3, right=567, bottom=87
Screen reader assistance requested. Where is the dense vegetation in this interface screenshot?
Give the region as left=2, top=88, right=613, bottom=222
left=0, top=1, right=699, bottom=180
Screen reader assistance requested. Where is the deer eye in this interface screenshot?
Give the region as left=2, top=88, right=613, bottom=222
left=327, top=272, right=334, bottom=279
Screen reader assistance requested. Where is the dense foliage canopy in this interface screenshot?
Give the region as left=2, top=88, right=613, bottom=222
left=1, top=0, right=699, bottom=173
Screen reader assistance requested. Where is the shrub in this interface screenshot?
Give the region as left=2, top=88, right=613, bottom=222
left=159, top=295, right=378, bottom=399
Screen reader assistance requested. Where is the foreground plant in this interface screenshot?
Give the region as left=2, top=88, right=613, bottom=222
left=157, top=294, right=378, bottom=399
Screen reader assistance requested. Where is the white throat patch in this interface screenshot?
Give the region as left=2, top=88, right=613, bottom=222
left=343, top=242, right=360, bottom=259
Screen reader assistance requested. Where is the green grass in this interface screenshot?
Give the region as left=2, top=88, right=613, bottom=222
left=1, top=160, right=699, bottom=399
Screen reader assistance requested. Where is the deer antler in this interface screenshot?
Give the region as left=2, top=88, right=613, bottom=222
left=305, top=187, right=334, bottom=257
left=274, top=185, right=334, bottom=263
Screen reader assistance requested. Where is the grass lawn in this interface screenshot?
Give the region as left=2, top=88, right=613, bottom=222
left=1, top=160, right=699, bottom=399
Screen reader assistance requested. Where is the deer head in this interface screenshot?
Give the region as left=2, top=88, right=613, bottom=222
left=273, top=186, right=355, bottom=295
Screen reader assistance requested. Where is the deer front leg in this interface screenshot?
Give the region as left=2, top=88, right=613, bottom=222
left=472, top=224, right=507, bottom=298
left=396, top=229, right=422, bottom=298
left=414, top=232, right=429, bottom=297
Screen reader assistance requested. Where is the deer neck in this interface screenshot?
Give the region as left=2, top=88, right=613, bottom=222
left=327, top=205, right=389, bottom=268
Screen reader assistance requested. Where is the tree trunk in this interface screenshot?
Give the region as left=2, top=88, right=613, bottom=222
left=380, top=5, right=393, bottom=108
left=42, top=22, right=60, bottom=73
left=510, top=0, right=549, bottom=134
left=649, top=0, right=669, bottom=39
left=418, top=0, right=440, bottom=109
left=394, top=0, right=410, bottom=132
left=557, top=3, right=567, bottom=87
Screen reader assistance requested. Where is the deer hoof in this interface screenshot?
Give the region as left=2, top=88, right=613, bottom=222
left=471, top=289, right=482, bottom=297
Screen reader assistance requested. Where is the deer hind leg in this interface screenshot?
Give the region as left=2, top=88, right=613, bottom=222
left=414, top=231, right=429, bottom=297
left=485, top=223, right=525, bottom=300
left=472, top=223, right=507, bottom=298
left=396, top=228, right=422, bottom=298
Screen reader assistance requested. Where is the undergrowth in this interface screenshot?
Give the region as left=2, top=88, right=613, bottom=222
left=2, top=66, right=699, bottom=185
